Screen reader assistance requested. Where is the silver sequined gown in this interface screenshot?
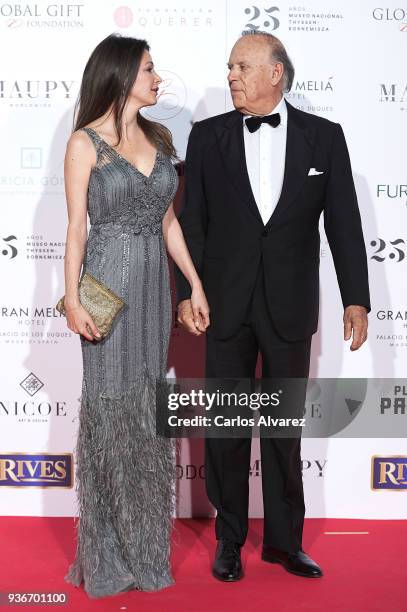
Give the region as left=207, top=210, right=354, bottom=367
left=64, top=127, right=178, bottom=598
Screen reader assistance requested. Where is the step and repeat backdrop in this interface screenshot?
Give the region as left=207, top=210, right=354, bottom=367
left=0, top=0, right=406, bottom=518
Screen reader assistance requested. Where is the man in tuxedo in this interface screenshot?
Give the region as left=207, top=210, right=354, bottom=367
left=175, top=32, right=369, bottom=581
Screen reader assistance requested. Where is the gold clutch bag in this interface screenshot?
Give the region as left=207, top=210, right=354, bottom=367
left=56, top=272, right=126, bottom=339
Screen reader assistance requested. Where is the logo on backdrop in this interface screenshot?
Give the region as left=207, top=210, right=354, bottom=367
left=0, top=80, right=76, bottom=109
left=0, top=302, right=72, bottom=346
left=0, top=235, right=66, bottom=260
left=375, top=309, right=407, bottom=349
left=376, top=310, right=407, bottom=321
left=0, top=373, right=68, bottom=423
left=372, top=7, right=407, bottom=31
left=0, top=453, right=73, bottom=487
left=0, top=148, right=65, bottom=195
left=379, top=384, right=407, bottom=415
left=176, top=464, right=205, bottom=480
left=369, top=238, right=406, bottom=262
left=176, top=459, right=327, bottom=479
left=285, top=76, right=335, bottom=114
left=145, top=71, right=187, bottom=120
left=25, top=234, right=65, bottom=260
left=319, top=236, right=330, bottom=262
left=249, top=459, right=327, bottom=477
left=1, top=235, right=17, bottom=258
left=20, top=372, right=44, bottom=396
left=379, top=83, right=407, bottom=111
left=244, top=5, right=345, bottom=34
left=371, top=456, right=407, bottom=490
left=113, top=5, right=215, bottom=30
left=0, top=3, right=86, bottom=29
left=113, top=5, right=133, bottom=28
left=244, top=6, right=280, bottom=31
left=376, top=184, right=407, bottom=205
left=21, top=147, right=42, bottom=169
left=303, top=378, right=365, bottom=436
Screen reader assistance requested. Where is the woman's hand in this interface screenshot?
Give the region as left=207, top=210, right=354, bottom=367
left=190, top=283, right=210, bottom=333
left=162, top=205, right=211, bottom=335
left=65, top=302, right=102, bottom=342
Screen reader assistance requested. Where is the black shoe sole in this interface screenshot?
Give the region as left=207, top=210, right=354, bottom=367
left=212, top=569, right=244, bottom=582
left=261, top=553, right=323, bottom=578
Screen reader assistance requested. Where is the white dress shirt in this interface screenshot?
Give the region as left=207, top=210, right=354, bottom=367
left=243, top=96, right=288, bottom=225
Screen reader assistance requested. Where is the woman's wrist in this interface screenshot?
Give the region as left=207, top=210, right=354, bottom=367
left=191, top=278, right=202, bottom=291
left=64, top=295, right=80, bottom=309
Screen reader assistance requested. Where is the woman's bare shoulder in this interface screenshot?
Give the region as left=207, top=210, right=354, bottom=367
left=65, top=129, right=96, bottom=164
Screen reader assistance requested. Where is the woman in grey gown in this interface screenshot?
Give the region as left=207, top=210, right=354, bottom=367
left=62, top=34, right=209, bottom=598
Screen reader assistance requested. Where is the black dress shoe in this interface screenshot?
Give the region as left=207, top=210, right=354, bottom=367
left=262, top=546, right=323, bottom=578
left=212, top=539, right=243, bottom=582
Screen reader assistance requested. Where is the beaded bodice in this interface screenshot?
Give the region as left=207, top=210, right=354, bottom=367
left=81, top=127, right=178, bottom=236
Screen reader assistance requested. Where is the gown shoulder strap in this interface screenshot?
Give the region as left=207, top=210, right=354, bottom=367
left=80, top=127, right=104, bottom=162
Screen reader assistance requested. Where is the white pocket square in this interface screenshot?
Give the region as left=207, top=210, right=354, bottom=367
left=308, top=167, right=324, bottom=176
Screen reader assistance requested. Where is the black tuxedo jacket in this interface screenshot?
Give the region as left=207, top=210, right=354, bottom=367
left=175, top=100, right=371, bottom=341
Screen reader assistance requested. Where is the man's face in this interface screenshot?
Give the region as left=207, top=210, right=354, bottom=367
left=227, top=37, right=280, bottom=114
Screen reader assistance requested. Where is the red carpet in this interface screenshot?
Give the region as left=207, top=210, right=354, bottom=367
left=0, top=518, right=404, bottom=612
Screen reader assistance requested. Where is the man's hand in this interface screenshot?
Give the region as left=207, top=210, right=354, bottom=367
left=177, top=294, right=210, bottom=336
left=344, top=305, right=368, bottom=351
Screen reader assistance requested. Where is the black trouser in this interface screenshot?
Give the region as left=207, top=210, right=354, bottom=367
left=205, top=263, right=311, bottom=553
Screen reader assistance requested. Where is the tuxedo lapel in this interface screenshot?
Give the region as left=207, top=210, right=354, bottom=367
left=214, top=103, right=315, bottom=227
left=266, top=101, right=316, bottom=226
left=214, top=111, right=263, bottom=225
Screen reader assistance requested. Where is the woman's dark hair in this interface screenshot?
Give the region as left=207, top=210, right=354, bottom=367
left=73, top=33, right=177, bottom=158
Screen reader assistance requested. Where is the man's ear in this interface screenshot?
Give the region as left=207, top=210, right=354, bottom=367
left=271, top=62, right=284, bottom=86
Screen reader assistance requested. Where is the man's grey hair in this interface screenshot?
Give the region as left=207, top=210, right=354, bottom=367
left=241, top=30, right=295, bottom=92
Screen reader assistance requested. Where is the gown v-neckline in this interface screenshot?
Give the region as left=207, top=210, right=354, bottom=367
left=86, top=127, right=159, bottom=180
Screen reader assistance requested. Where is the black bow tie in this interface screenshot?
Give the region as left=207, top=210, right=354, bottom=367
left=245, top=113, right=281, bottom=133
